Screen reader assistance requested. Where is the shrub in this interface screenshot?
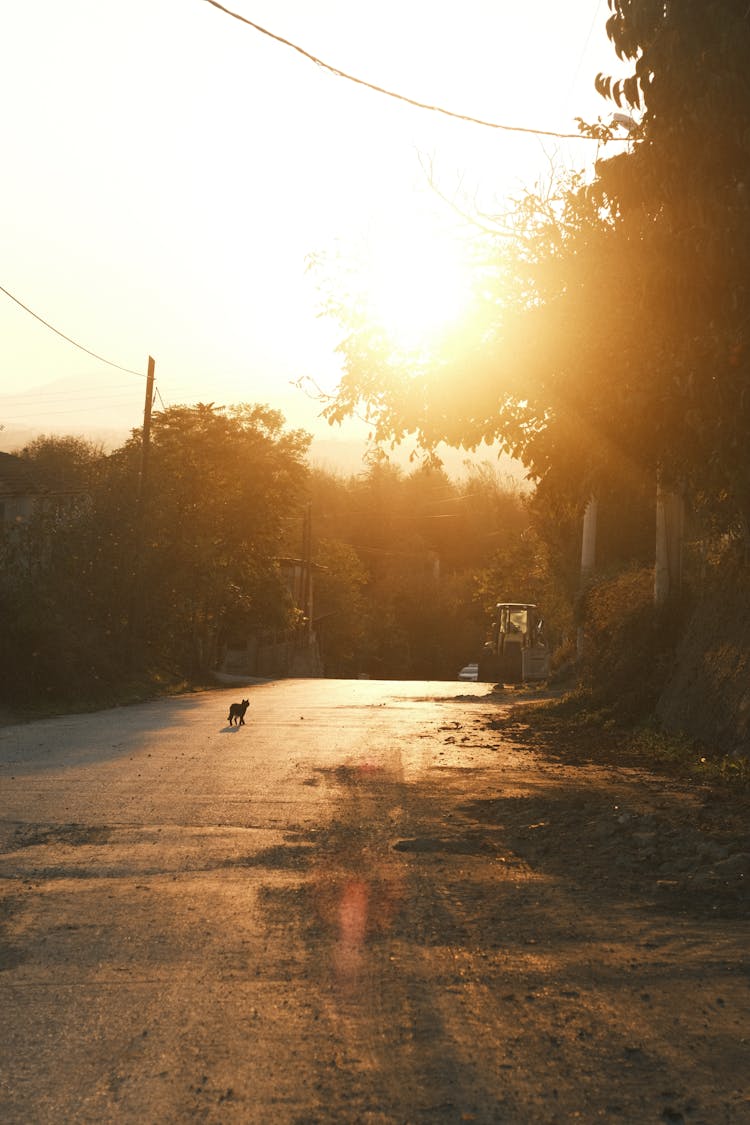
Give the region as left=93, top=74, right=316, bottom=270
left=578, top=566, right=683, bottom=722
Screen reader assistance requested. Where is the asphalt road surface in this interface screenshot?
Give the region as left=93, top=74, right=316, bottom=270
left=0, top=678, right=747, bottom=1124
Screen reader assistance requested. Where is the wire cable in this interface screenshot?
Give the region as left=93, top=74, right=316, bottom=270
left=200, top=0, right=625, bottom=142
left=0, top=283, right=146, bottom=378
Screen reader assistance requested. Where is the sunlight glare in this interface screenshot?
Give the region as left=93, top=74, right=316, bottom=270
left=359, top=211, right=474, bottom=351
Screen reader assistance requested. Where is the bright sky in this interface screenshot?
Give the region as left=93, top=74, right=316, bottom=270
left=0, top=0, right=626, bottom=462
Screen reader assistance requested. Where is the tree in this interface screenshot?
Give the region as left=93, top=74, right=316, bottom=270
left=306, top=461, right=547, bottom=678
left=318, top=2, right=750, bottom=548
left=0, top=437, right=116, bottom=702
left=0, top=406, right=313, bottom=705
left=312, top=537, right=367, bottom=675
left=18, top=434, right=104, bottom=493
left=112, top=403, right=311, bottom=674
left=593, top=0, right=750, bottom=533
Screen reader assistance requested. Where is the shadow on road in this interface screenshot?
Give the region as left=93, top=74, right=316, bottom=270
left=0, top=693, right=232, bottom=773
left=248, top=749, right=748, bottom=1123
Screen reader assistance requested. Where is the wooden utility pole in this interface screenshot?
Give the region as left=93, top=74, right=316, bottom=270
left=130, top=357, right=156, bottom=663
left=137, top=356, right=156, bottom=508
left=301, top=501, right=313, bottom=641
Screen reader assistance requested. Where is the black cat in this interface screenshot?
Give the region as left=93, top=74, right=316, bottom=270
left=227, top=698, right=250, bottom=726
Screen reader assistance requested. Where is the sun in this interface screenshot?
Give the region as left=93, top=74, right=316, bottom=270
left=357, top=210, right=474, bottom=351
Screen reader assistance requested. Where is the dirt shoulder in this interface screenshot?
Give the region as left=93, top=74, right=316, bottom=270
left=487, top=693, right=750, bottom=923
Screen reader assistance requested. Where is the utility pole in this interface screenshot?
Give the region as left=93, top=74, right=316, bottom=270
left=580, top=496, right=598, bottom=578
left=137, top=356, right=156, bottom=509
left=577, top=495, right=598, bottom=658
left=130, top=357, right=156, bottom=664
left=654, top=474, right=684, bottom=607
left=301, top=501, right=312, bottom=641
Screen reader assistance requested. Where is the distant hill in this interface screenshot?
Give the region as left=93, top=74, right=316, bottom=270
left=2, top=421, right=523, bottom=482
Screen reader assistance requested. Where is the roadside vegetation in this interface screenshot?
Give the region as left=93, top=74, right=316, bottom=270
left=0, top=408, right=310, bottom=713
left=0, top=423, right=557, bottom=711
left=507, top=690, right=750, bottom=790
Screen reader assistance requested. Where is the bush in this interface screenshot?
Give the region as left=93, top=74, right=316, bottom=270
left=578, top=566, right=683, bottom=722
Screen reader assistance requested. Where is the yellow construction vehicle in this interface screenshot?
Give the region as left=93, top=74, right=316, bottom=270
left=478, top=602, right=550, bottom=684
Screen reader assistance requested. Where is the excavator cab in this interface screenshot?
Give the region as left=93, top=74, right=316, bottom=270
left=478, top=603, right=550, bottom=684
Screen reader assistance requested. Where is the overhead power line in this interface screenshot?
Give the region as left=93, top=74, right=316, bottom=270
left=0, top=283, right=145, bottom=378
left=201, top=0, right=624, bottom=142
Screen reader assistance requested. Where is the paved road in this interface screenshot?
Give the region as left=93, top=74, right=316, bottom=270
left=0, top=679, right=747, bottom=1123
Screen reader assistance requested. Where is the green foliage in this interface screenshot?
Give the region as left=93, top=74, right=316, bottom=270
left=0, top=438, right=124, bottom=703
left=115, top=403, right=311, bottom=673
left=308, top=461, right=549, bottom=678
left=2, top=426, right=552, bottom=703
left=18, top=434, right=104, bottom=491
left=313, top=537, right=368, bottom=675
left=0, top=500, right=123, bottom=703
left=526, top=692, right=749, bottom=788
left=626, top=727, right=749, bottom=787
left=0, top=408, right=311, bottom=705
left=592, top=0, right=750, bottom=531
left=577, top=566, right=684, bottom=721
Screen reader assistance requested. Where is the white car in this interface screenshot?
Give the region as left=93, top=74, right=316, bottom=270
left=457, top=663, right=479, bottom=682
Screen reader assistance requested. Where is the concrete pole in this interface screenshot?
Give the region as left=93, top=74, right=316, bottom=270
left=577, top=496, right=598, bottom=658
left=655, top=476, right=684, bottom=607
left=580, top=496, right=598, bottom=577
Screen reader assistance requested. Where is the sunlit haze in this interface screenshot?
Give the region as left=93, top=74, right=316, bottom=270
left=0, top=0, right=626, bottom=465
left=358, top=207, right=476, bottom=352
